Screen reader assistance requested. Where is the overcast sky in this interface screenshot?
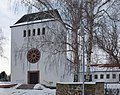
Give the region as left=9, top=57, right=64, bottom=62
left=0, top=0, right=26, bottom=75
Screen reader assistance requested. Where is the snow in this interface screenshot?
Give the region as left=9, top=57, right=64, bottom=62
left=57, top=82, right=96, bottom=84
left=0, top=88, right=56, bottom=95
left=33, top=84, right=47, bottom=90
left=11, top=18, right=55, bottom=27
left=0, top=83, right=56, bottom=95
left=105, top=84, right=120, bottom=89
left=0, top=82, right=13, bottom=85
left=12, top=83, right=23, bottom=89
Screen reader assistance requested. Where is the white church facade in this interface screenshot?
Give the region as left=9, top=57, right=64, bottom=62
left=10, top=9, right=71, bottom=87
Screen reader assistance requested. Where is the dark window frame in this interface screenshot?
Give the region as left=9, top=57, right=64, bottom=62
left=112, top=74, right=116, bottom=79
left=89, top=75, right=92, bottom=81
left=84, top=75, right=86, bottom=80
left=33, top=29, right=35, bottom=36
left=94, top=74, right=98, bottom=79
left=28, top=29, right=31, bottom=37
left=42, top=28, right=45, bottom=35
left=119, top=74, right=120, bottom=81
left=106, top=74, right=110, bottom=79
left=23, top=30, right=26, bottom=37
left=37, top=28, right=40, bottom=35
left=100, top=74, right=104, bottom=79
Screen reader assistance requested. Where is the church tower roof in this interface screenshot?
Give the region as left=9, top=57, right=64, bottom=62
left=15, top=9, right=61, bottom=24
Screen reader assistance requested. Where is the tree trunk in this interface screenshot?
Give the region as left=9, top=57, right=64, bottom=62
left=86, top=35, right=93, bottom=81
left=85, top=0, right=94, bottom=82
left=72, top=25, right=80, bottom=82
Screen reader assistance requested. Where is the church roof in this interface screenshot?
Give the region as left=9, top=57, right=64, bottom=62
left=90, top=63, right=120, bottom=68
left=15, top=9, right=61, bottom=24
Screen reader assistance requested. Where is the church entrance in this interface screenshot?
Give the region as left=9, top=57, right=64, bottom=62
left=28, top=71, right=39, bottom=84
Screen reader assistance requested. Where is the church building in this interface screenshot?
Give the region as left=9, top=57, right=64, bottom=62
left=10, top=9, right=70, bottom=87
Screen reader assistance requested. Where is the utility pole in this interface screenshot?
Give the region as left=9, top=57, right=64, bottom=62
left=81, top=26, right=85, bottom=95
left=82, top=34, right=85, bottom=95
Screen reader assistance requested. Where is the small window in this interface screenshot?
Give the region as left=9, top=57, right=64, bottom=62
left=119, top=74, right=120, bottom=81
left=112, top=74, right=116, bottom=79
left=106, top=74, right=110, bottom=79
left=33, top=29, right=35, bottom=36
left=37, top=28, right=40, bottom=35
left=94, top=74, right=98, bottom=79
left=28, top=30, right=31, bottom=36
left=42, top=28, right=45, bottom=35
left=84, top=75, right=86, bottom=80
left=23, top=30, right=26, bottom=37
left=100, top=74, right=104, bottom=79
left=89, top=75, right=92, bottom=81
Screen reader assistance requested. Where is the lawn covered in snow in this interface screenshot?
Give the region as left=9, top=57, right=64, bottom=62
left=0, top=83, right=56, bottom=95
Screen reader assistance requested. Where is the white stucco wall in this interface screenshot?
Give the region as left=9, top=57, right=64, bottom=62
left=11, top=20, right=71, bottom=86
left=91, top=70, right=120, bottom=83
left=79, top=68, right=120, bottom=83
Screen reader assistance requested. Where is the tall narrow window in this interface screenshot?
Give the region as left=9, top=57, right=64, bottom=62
left=33, top=29, right=35, bottom=36
left=94, top=74, right=98, bottom=79
left=42, top=28, right=45, bottom=35
left=100, top=74, right=104, bottom=79
left=23, top=30, right=26, bottom=37
left=89, top=75, right=92, bottom=81
left=28, top=30, right=31, bottom=37
left=84, top=75, right=86, bottom=80
left=119, top=74, right=120, bottom=81
left=106, top=74, right=110, bottom=79
left=37, top=28, right=40, bottom=35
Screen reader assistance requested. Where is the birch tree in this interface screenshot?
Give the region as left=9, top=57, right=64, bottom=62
left=82, top=0, right=120, bottom=81
left=95, top=12, right=120, bottom=65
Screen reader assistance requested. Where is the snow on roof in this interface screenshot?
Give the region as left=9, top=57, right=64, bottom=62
left=10, top=18, right=55, bottom=28
left=57, top=82, right=96, bottom=84
left=90, top=63, right=120, bottom=68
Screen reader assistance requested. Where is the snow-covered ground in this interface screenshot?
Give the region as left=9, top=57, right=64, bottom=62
left=0, top=88, right=56, bottom=95
left=0, top=83, right=56, bottom=95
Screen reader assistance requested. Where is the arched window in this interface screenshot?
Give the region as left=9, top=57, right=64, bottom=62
left=42, top=28, right=45, bottom=35
left=23, top=30, right=26, bottom=37
left=28, top=30, right=31, bottom=36
left=33, top=29, right=35, bottom=36
left=37, top=28, right=40, bottom=35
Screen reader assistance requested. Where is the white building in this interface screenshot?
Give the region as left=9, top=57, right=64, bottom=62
left=90, top=68, right=120, bottom=83
left=10, top=9, right=71, bottom=87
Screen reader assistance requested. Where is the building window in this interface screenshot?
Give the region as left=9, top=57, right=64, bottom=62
left=37, top=28, right=40, bottom=35
left=84, top=75, right=86, bottom=80
left=42, top=28, right=45, bottom=35
left=33, top=29, right=35, bottom=36
left=106, top=74, right=110, bottom=79
left=119, top=74, right=120, bottom=81
left=28, top=30, right=31, bottom=36
left=94, top=74, right=98, bottom=79
left=100, top=74, right=104, bottom=79
left=23, top=30, right=26, bottom=37
left=89, top=75, right=92, bottom=81
left=112, top=74, right=116, bottom=79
